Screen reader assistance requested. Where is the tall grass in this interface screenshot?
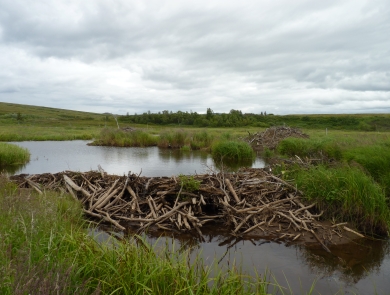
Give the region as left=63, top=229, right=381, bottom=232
left=190, top=130, right=213, bottom=150
left=278, top=137, right=342, bottom=160
left=212, top=141, right=254, bottom=161
left=91, top=128, right=158, bottom=147
left=0, top=143, right=30, bottom=166
left=286, top=165, right=390, bottom=236
left=344, top=144, right=390, bottom=197
left=0, top=176, right=273, bottom=294
left=158, top=130, right=188, bottom=148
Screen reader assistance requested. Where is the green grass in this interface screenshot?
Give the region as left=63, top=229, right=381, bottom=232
left=190, top=130, right=214, bottom=150
left=277, top=137, right=342, bottom=160
left=273, top=131, right=390, bottom=236
left=282, top=165, right=390, bottom=236
left=0, top=176, right=275, bottom=295
left=90, top=128, right=158, bottom=147
left=344, top=144, right=390, bottom=197
left=158, top=130, right=189, bottom=148
left=0, top=143, right=30, bottom=166
left=212, top=141, right=255, bottom=161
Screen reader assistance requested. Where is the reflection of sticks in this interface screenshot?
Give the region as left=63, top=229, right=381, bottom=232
left=310, top=229, right=331, bottom=253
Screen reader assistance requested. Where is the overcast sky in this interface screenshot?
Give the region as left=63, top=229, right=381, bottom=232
left=0, top=0, right=389, bottom=115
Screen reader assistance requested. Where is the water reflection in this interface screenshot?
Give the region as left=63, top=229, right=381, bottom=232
left=302, top=238, right=390, bottom=285
left=7, top=141, right=265, bottom=176
left=94, top=225, right=390, bottom=295
left=0, top=163, right=27, bottom=174
left=213, top=157, right=257, bottom=171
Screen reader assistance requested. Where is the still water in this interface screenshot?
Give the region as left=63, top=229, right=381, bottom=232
left=7, top=140, right=265, bottom=176
left=6, top=141, right=390, bottom=294
left=92, top=226, right=390, bottom=295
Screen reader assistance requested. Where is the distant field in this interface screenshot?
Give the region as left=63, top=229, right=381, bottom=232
left=1, top=101, right=390, bottom=141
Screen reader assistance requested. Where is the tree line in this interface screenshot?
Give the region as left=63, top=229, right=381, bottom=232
left=118, top=109, right=389, bottom=131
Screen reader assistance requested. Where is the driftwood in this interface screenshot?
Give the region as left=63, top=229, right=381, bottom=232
left=10, top=167, right=357, bottom=249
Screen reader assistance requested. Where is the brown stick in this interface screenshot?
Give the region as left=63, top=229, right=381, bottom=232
left=225, top=179, right=240, bottom=203
left=343, top=226, right=365, bottom=238
left=90, top=179, right=119, bottom=210
left=63, top=175, right=91, bottom=198
left=139, top=201, right=190, bottom=230
left=26, top=178, right=43, bottom=195
left=93, top=187, right=120, bottom=210
left=242, top=221, right=266, bottom=234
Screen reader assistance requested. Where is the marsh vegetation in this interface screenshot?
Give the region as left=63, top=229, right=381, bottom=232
left=0, top=143, right=30, bottom=166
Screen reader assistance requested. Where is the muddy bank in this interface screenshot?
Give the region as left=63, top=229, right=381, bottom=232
left=10, top=167, right=364, bottom=250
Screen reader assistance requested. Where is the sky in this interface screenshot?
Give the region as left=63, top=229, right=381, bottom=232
left=0, top=0, right=389, bottom=115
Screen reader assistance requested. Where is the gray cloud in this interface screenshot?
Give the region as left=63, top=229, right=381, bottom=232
left=0, top=0, right=389, bottom=115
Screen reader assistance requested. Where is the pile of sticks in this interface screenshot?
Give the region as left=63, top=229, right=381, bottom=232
left=10, top=167, right=361, bottom=248
left=245, top=126, right=309, bottom=151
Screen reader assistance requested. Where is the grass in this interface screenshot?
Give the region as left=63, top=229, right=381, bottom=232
left=90, top=128, right=158, bottom=147
left=212, top=141, right=254, bottom=161
left=344, top=144, right=390, bottom=197
left=283, top=165, right=390, bottom=236
left=190, top=130, right=214, bottom=150
left=0, top=143, right=30, bottom=166
left=277, top=137, right=342, bottom=160
left=158, top=130, right=188, bottom=148
left=0, top=176, right=276, bottom=295
left=274, top=131, right=390, bottom=236
left=179, top=174, right=201, bottom=192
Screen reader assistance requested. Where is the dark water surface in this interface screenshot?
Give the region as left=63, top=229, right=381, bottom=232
left=6, top=141, right=390, bottom=294
left=7, top=140, right=265, bottom=176
left=92, top=226, right=390, bottom=295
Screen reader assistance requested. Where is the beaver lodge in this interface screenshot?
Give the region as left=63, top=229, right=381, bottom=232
left=10, top=166, right=365, bottom=253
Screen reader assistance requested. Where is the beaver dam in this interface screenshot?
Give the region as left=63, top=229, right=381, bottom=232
left=10, top=166, right=365, bottom=252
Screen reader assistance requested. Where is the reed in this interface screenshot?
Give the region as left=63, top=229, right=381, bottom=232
left=190, top=130, right=214, bottom=150
left=0, top=143, right=30, bottom=166
left=158, top=130, right=189, bottom=148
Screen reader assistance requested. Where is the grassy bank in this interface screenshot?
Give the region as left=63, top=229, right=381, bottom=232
left=274, top=132, right=390, bottom=236
left=0, top=143, right=30, bottom=166
left=89, top=128, right=158, bottom=147
left=0, top=176, right=275, bottom=294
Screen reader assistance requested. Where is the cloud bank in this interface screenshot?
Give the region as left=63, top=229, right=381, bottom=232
left=0, top=0, right=389, bottom=115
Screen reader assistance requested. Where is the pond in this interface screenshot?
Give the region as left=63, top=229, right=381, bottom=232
left=5, top=140, right=390, bottom=294
left=5, top=140, right=265, bottom=176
